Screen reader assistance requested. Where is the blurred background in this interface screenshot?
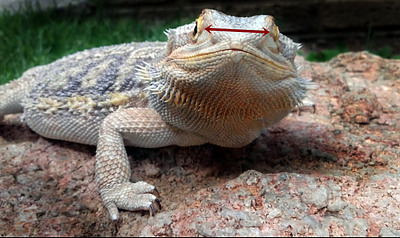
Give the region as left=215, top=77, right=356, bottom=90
left=1, top=0, right=399, bottom=85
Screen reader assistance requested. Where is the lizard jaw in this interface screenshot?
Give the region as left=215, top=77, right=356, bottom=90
left=167, top=48, right=296, bottom=76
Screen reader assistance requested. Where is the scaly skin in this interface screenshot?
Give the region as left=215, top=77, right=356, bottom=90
left=0, top=9, right=315, bottom=220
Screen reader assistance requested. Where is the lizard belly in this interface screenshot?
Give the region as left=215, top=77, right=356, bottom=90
left=203, top=109, right=291, bottom=147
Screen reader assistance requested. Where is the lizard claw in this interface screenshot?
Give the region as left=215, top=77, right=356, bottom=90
left=293, top=98, right=316, bottom=115
left=149, top=198, right=162, bottom=216
left=149, top=198, right=163, bottom=216
left=149, top=204, right=155, bottom=216
left=155, top=198, right=162, bottom=210
left=153, top=187, right=160, bottom=197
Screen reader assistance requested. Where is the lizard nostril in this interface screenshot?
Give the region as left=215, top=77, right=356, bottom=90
left=231, top=51, right=243, bottom=63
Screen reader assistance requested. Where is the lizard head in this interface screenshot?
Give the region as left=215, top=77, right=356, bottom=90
left=145, top=9, right=314, bottom=146
left=164, top=9, right=298, bottom=71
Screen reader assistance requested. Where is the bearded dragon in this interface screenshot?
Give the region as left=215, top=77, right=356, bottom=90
left=0, top=9, right=315, bottom=220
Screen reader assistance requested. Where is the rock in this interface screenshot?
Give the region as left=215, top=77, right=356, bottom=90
left=340, top=90, right=382, bottom=124
left=380, top=227, right=400, bottom=237
left=300, top=185, right=329, bottom=209
left=327, top=198, right=347, bottom=212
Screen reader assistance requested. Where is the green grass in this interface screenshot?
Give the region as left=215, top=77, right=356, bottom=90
left=306, top=43, right=400, bottom=62
left=305, top=21, right=399, bottom=62
left=368, top=45, right=400, bottom=59
left=306, top=43, right=349, bottom=62
left=0, top=6, right=193, bottom=85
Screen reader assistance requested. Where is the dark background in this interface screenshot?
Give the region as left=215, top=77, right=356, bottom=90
left=90, top=0, right=400, bottom=58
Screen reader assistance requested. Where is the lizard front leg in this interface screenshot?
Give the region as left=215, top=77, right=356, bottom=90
left=95, top=107, right=206, bottom=220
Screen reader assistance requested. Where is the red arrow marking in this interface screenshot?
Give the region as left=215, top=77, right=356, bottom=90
left=205, top=25, right=269, bottom=36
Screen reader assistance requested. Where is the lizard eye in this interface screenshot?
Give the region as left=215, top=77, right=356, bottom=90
left=192, top=15, right=203, bottom=41
left=193, top=21, right=198, bottom=37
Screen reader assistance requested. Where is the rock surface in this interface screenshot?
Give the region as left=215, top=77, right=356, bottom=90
left=0, top=52, right=399, bottom=236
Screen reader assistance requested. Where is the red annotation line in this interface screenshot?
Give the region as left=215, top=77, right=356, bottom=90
left=205, top=25, right=269, bottom=36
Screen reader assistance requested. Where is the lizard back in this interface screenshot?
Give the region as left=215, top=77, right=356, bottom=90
left=23, top=42, right=166, bottom=120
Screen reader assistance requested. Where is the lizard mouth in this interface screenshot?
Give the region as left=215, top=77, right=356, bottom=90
left=168, top=48, right=293, bottom=73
